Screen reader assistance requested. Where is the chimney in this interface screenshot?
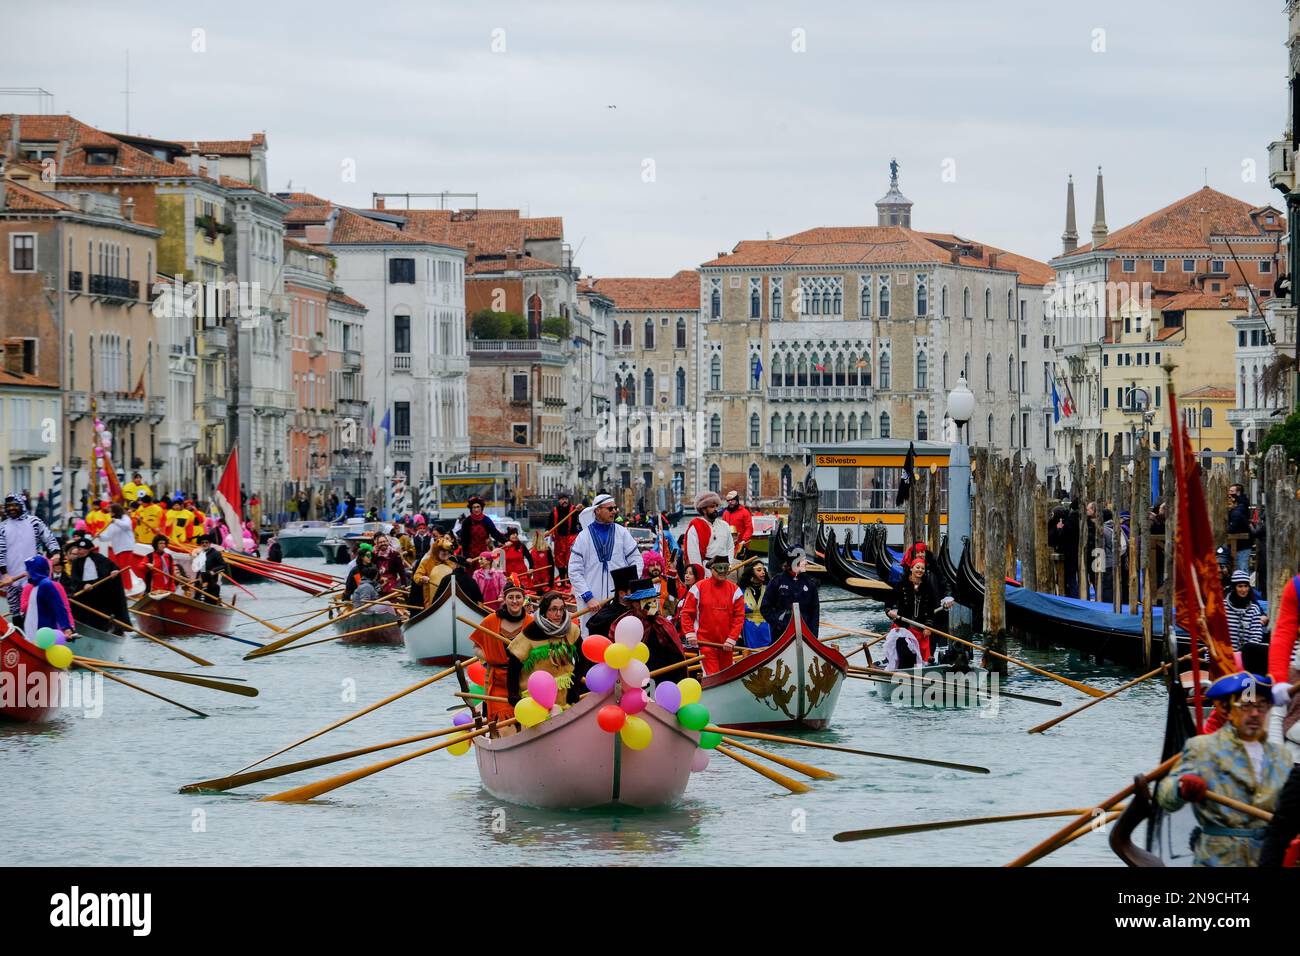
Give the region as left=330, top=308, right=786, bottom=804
left=506, top=249, right=518, bottom=271
left=206, top=155, right=220, bottom=180
left=188, top=143, right=201, bottom=175
left=466, top=241, right=477, bottom=267
left=3, top=338, right=24, bottom=375
left=124, top=196, right=135, bottom=221
left=988, top=252, right=999, bottom=269
left=1062, top=174, right=1079, bottom=254
left=950, top=248, right=961, bottom=265
left=375, top=197, right=385, bottom=210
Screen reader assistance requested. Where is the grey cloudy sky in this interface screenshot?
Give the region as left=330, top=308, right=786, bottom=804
left=3, top=0, right=1287, bottom=276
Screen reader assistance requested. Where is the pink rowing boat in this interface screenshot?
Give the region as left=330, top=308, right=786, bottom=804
left=472, top=690, right=698, bottom=809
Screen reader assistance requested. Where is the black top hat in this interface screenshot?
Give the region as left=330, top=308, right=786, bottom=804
left=610, top=566, right=639, bottom=593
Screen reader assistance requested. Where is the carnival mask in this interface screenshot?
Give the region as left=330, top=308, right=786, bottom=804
left=638, top=595, right=660, bottom=616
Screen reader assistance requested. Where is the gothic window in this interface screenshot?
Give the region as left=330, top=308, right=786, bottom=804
left=810, top=414, right=821, bottom=443
left=941, top=285, right=948, bottom=317
left=942, top=352, right=949, bottom=390
left=749, top=464, right=761, bottom=498
left=809, top=353, right=821, bottom=387
left=710, top=353, right=721, bottom=391
left=674, top=423, right=686, bottom=452
left=1008, top=289, right=1015, bottom=320
left=839, top=353, right=850, bottom=387
left=750, top=277, right=762, bottom=319
left=879, top=351, right=891, bottom=390
left=800, top=276, right=843, bottom=317
left=984, top=288, right=992, bottom=319
left=771, top=353, right=782, bottom=386
left=917, top=411, right=928, bottom=441
left=528, top=293, right=542, bottom=332
left=710, top=280, right=721, bottom=319
left=797, top=413, right=808, bottom=443
left=861, top=412, right=873, bottom=439
left=750, top=353, right=761, bottom=390
left=821, top=289, right=832, bottom=314
left=771, top=413, right=781, bottom=443
left=784, top=413, right=795, bottom=443
left=644, top=318, right=655, bottom=350
left=860, top=275, right=872, bottom=318
left=835, top=413, right=846, bottom=443
left=771, top=276, right=783, bottom=320
left=749, top=413, right=760, bottom=447
left=847, top=412, right=858, bottom=442
left=709, top=464, right=721, bottom=492
left=916, top=351, right=928, bottom=390
left=644, top=368, right=655, bottom=406
left=879, top=411, right=891, bottom=439
left=987, top=414, right=994, bottom=444
left=963, top=352, right=971, bottom=380
left=879, top=275, right=891, bottom=318
left=916, top=274, right=928, bottom=317
left=676, top=367, right=686, bottom=405
left=783, top=353, right=795, bottom=387
left=710, top=413, right=721, bottom=447
left=676, top=316, right=687, bottom=348
left=963, top=287, right=971, bottom=319
left=1201, top=407, right=1213, bottom=429
left=985, top=353, right=992, bottom=390
left=796, top=354, right=808, bottom=387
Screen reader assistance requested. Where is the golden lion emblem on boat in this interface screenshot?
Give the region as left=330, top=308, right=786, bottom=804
left=805, top=658, right=839, bottom=711
left=742, top=659, right=796, bottom=719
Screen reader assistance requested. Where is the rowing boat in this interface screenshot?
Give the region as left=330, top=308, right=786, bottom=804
left=334, top=607, right=404, bottom=646
left=0, top=622, right=65, bottom=723
left=472, top=688, right=697, bottom=809
left=67, top=620, right=127, bottom=663
left=856, top=662, right=995, bottom=709
left=401, top=575, right=488, bottom=664
left=132, top=590, right=235, bottom=638
left=699, top=604, right=847, bottom=729
left=823, top=528, right=893, bottom=600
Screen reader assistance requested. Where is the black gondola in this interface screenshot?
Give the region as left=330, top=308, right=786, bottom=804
left=823, top=528, right=892, bottom=600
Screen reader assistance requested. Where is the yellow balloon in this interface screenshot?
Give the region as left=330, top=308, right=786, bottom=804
left=515, top=698, right=548, bottom=728
left=46, top=644, right=73, bottom=670
left=632, top=642, right=650, bottom=663
left=447, top=740, right=471, bottom=757
left=604, top=642, right=633, bottom=670
left=677, top=677, right=702, bottom=707
left=619, top=715, right=653, bottom=750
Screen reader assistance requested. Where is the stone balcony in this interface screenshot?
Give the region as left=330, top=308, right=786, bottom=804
left=97, top=394, right=146, bottom=419
left=764, top=442, right=805, bottom=457
left=767, top=384, right=874, bottom=402
left=468, top=338, right=568, bottom=363
left=8, top=428, right=50, bottom=460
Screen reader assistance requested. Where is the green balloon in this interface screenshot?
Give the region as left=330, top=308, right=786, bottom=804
left=469, top=682, right=485, bottom=697
left=676, top=703, right=710, bottom=731
left=34, top=627, right=57, bottom=649
left=698, top=731, right=722, bottom=750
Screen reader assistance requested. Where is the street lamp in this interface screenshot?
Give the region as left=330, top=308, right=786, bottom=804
left=945, top=376, right=976, bottom=638
left=384, top=464, right=393, bottom=520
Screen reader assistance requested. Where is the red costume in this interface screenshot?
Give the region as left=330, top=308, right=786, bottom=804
left=684, top=517, right=712, bottom=575
left=1269, top=575, right=1300, bottom=687
left=473, top=611, right=531, bottom=723
left=550, top=504, right=581, bottom=580
left=679, top=575, right=745, bottom=674
left=143, top=551, right=176, bottom=593
left=501, top=541, right=533, bottom=581
left=723, top=504, right=754, bottom=554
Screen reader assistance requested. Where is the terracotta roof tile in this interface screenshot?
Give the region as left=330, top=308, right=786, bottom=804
left=363, top=207, right=565, bottom=256
left=1159, top=290, right=1244, bottom=312
left=329, top=208, right=428, bottom=245
left=186, top=135, right=265, bottom=156
left=328, top=290, right=367, bottom=310
left=278, top=191, right=331, bottom=206
left=1155, top=326, right=1184, bottom=340
left=219, top=175, right=257, bottom=191
left=0, top=367, right=58, bottom=389
left=0, top=114, right=195, bottom=179
left=467, top=254, right=563, bottom=275
left=587, top=270, right=700, bottom=310
left=1179, top=385, right=1235, bottom=400
left=1, top=180, right=71, bottom=212
left=284, top=237, right=331, bottom=255
left=285, top=204, right=333, bottom=224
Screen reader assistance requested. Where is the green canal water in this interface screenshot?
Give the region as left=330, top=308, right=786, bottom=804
left=0, top=554, right=1166, bottom=866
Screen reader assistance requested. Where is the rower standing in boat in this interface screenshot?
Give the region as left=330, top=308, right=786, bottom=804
left=684, top=491, right=733, bottom=579
left=142, top=536, right=176, bottom=593
left=761, top=547, right=820, bottom=636
left=191, top=534, right=227, bottom=605
left=886, top=558, right=953, bottom=663
left=1156, top=672, right=1289, bottom=867
left=548, top=491, right=581, bottom=587
left=508, top=590, right=579, bottom=707
left=680, top=550, right=744, bottom=675
left=474, top=583, right=532, bottom=722
left=64, top=534, right=130, bottom=634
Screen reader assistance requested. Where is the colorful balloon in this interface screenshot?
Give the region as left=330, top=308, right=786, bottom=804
left=45, top=644, right=73, bottom=670
left=620, top=715, right=653, bottom=750
left=620, top=687, right=647, bottom=715
left=690, top=749, right=711, bottom=772
left=585, top=663, right=617, bottom=694
left=596, top=704, right=626, bottom=733
left=582, top=634, right=611, bottom=664
left=514, top=697, right=548, bottom=728
left=34, top=627, right=57, bottom=649
left=469, top=682, right=485, bottom=697
left=677, top=677, right=702, bottom=706
left=632, top=642, right=650, bottom=663
left=676, top=702, right=710, bottom=731
left=452, top=711, right=473, bottom=727
left=613, top=615, right=644, bottom=648
left=620, top=659, right=649, bottom=688
left=604, top=642, right=632, bottom=670
left=698, top=731, right=722, bottom=750
left=447, top=740, right=471, bottom=757
left=527, top=671, right=558, bottom=711
left=653, top=680, right=681, bottom=713
left=465, top=660, right=486, bottom=686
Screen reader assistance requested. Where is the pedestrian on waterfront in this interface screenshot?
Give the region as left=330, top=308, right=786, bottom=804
left=297, top=490, right=310, bottom=521
left=1225, top=570, right=1266, bottom=651
left=1100, top=508, right=1127, bottom=604
left=1048, top=504, right=1080, bottom=596
left=1228, top=484, right=1253, bottom=574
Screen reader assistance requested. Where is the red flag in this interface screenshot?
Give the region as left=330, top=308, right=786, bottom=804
left=102, top=452, right=124, bottom=505
left=213, top=447, right=243, bottom=536
left=1169, top=391, right=1236, bottom=730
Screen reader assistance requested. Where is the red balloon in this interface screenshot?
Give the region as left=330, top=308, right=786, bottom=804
left=596, top=704, right=627, bottom=733
left=582, top=635, right=612, bottom=664
left=465, top=661, right=487, bottom=686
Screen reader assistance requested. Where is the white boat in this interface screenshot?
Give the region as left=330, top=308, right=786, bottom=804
left=699, top=605, right=847, bottom=730
left=276, top=521, right=333, bottom=559
left=317, top=520, right=392, bottom=563
left=67, top=621, right=127, bottom=663
left=401, top=575, right=489, bottom=665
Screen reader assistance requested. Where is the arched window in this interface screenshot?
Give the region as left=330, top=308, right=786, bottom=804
left=644, top=419, right=654, bottom=451
left=832, top=287, right=842, bottom=315
left=821, top=289, right=832, bottom=315
left=879, top=411, right=891, bottom=439
left=963, top=352, right=971, bottom=381
left=751, top=284, right=761, bottom=319
left=771, top=280, right=783, bottom=320
left=984, top=288, right=992, bottom=318
left=1008, top=288, right=1015, bottom=319
left=985, top=353, right=992, bottom=390
left=860, top=276, right=872, bottom=318
left=942, top=352, right=949, bottom=390
left=847, top=412, right=858, bottom=442
left=879, top=352, right=891, bottom=390
left=941, top=285, right=948, bottom=317
left=710, top=287, right=720, bottom=318
left=835, top=413, right=846, bottom=443
left=963, top=287, right=971, bottom=318
left=917, top=411, right=929, bottom=441
left=750, top=353, right=761, bottom=390
left=1010, top=414, right=1017, bottom=448
left=749, top=464, right=761, bottom=498
left=676, top=316, right=687, bottom=348
left=674, top=423, right=686, bottom=452
left=644, top=318, right=655, bottom=350
left=771, top=352, right=782, bottom=386
left=796, top=354, right=808, bottom=387
left=644, top=368, right=655, bottom=406
left=624, top=374, right=636, bottom=406
left=710, top=353, right=722, bottom=391
left=861, top=412, right=873, bottom=439
left=784, top=413, right=795, bottom=444
left=987, top=414, right=994, bottom=444
left=916, top=351, right=928, bottom=390
left=879, top=279, right=891, bottom=318
left=621, top=320, right=631, bottom=347
left=1201, top=407, right=1214, bottom=429
left=809, top=288, right=820, bottom=315
left=676, top=367, right=686, bottom=405
left=797, top=413, right=808, bottom=443
left=839, top=353, right=851, bottom=387
left=809, top=353, right=821, bottom=387
left=1008, top=354, right=1014, bottom=391
left=916, top=275, right=928, bottom=317
left=528, top=292, right=542, bottom=332
left=810, top=414, right=821, bottom=443
left=749, top=413, right=760, bottom=447
left=709, top=464, right=721, bottom=492
left=709, top=413, right=721, bottom=447
left=771, top=413, right=782, bottom=443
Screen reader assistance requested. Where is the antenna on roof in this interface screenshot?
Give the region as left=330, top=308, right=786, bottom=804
left=1203, top=167, right=1208, bottom=187
left=121, top=50, right=133, bottom=135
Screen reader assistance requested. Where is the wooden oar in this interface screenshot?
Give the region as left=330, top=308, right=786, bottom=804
left=1206, top=790, right=1273, bottom=822
left=219, top=570, right=257, bottom=600
left=455, top=690, right=509, bottom=704
left=245, top=588, right=408, bottom=659
left=715, top=744, right=810, bottom=794
left=696, top=639, right=754, bottom=656
left=181, top=721, right=516, bottom=793
left=73, top=656, right=258, bottom=697
left=455, top=615, right=513, bottom=645
left=834, top=807, right=1104, bottom=842
left=69, top=567, right=125, bottom=595
left=895, top=616, right=1106, bottom=698
left=1027, top=655, right=1192, bottom=734
left=68, top=598, right=214, bottom=667
left=705, top=725, right=989, bottom=774
left=259, top=722, right=498, bottom=802
left=1007, top=754, right=1181, bottom=866
left=648, top=654, right=702, bottom=678
left=846, top=667, right=1062, bottom=707
left=721, top=737, right=837, bottom=780
left=233, top=663, right=459, bottom=773
left=246, top=618, right=406, bottom=657
left=826, top=624, right=889, bottom=639
left=842, top=576, right=894, bottom=595
left=77, top=660, right=207, bottom=717
left=1052, top=809, right=1124, bottom=850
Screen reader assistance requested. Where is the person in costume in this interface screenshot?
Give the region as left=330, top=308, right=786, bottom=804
left=679, top=549, right=745, bottom=674
left=165, top=497, right=193, bottom=546
left=142, top=535, right=177, bottom=593
left=509, top=589, right=579, bottom=707
left=761, top=546, right=821, bottom=636
left=641, top=550, right=679, bottom=618
left=614, top=576, right=687, bottom=676
left=85, top=500, right=112, bottom=538
left=64, top=534, right=130, bottom=634
left=473, top=552, right=507, bottom=608
left=190, top=534, right=227, bottom=605
left=1260, top=764, right=1300, bottom=866
left=568, top=493, right=642, bottom=634
left=371, top=534, right=409, bottom=596
left=887, top=558, right=953, bottom=663
left=343, top=544, right=377, bottom=601
left=584, top=565, right=640, bottom=642
left=0, top=493, right=61, bottom=616
left=500, top=528, right=534, bottom=584
left=739, top=562, right=772, bottom=649
left=529, top=530, right=552, bottom=590
left=19, top=554, right=73, bottom=643
left=883, top=624, right=926, bottom=670
left=722, top=490, right=754, bottom=556
left=412, top=534, right=457, bottom=606
left=96, top=502, right=137, bottom=587
left=122, top=472, right=152, bottom=505
left=1156, top=672, right=1289, bottom=866
left=473, top=583, right=533, bottom=723
left=452, top=555, right=486, bottom=606
left=548, top=491, right=581, bottom=586
left=454, top=496, right=507, bottom=560
left=684, top=491, right=733, bottom=578
left=133, top=494, right=166, bottom=545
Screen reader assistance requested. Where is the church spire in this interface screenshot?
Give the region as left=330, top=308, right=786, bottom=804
left=1091, top=165, right=1108, bottom=247
left=1062, top=174, right=1078, bottom=254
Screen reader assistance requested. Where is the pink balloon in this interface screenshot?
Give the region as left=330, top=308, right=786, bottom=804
left=620, top=687, right=647, bottom=715
left=620, top=659, right=650, bottom=689
left=527, top=670, right=557, bottom=710
left=613, top=615, right=644, bottom=648
left=690, top=750, right=710, bottom=772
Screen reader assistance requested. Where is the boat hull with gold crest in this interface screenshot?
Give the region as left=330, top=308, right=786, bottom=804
left=699, top=605, right=847, bottom=730
left=0, top=623, right=67, bottom=723
left=131, top=590, right=235, bottom=638
left=401, top=575, right=488, bottom=665
left=473, top=690, right=697, bottom=809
